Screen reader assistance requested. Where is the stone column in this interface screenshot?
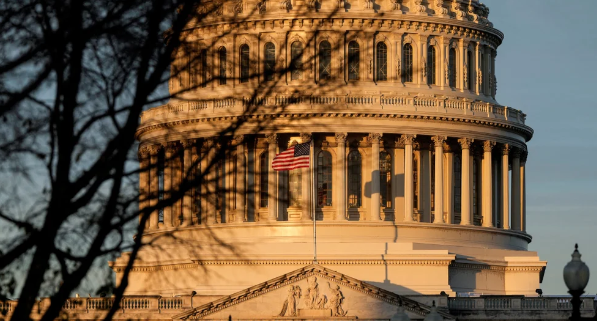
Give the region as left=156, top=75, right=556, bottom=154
left=204, top=139, right=217, bottom=225
left=335, top=133, right=347, bottom=220
left=475, top=42, right=481, bottom=95
left=432, top=136, right=446, bottom=223
left=181, top=140, right=194, bottom=227
left=501, top=144, right=510, bottom=230
left=148, top=145, right=161, bottom=229
left=511, top=148, right=521, bottom=231
left=369, top=133, right=382, bottom=221
left=401, top=135, right=416, bottom=222
left=393, top=139, right=405, bottom=222
left=420, top=146, right=431, bottom=223
left=163, top=142, right=175, bottom=228
left=458, top=39, right=466, bottom=91
left=301, top=133, right=313, bottom=221
left=266, top=134, right=278, bottom=221
left=458, top=138, right=473, bottom=225
left=521, top=151, right=527, bottom=232
left=234, top=135, right=246, bottom=223
left=439, top=36, right=447, bottom=90
left=138, top=147, right=150, bottom=228
left=482, top=141, right=495, bottom=227
left=444, top=148, right=454, bottom=224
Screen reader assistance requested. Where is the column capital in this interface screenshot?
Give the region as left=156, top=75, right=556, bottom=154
left=521, top=150, right=528, bottom=164
left=148, top=144, right=163, bottom=155
left=334, top=132, right=347, bottom=144
left=511, top=147, right=522, bottom=158
left=368, top=133, right=382, bottom=144
left=232, top=135, right=245, bottom=145
left=138, top=146, right=151, bottom=159
left=431, top=135, right=447, bottom=147
left=457, top=138, right=473, bottom=149
left=180, top=139, right=195, bottom=148
left=301, top=133, right=312, bottom=143
left=203, top=138, right=216, bottom=149
left=163, top=141, right=179, bottom=153
left=501, top=143, right=510, bottom=155
left=483, top=140, right=496, bottom=152
left=265, top=133, right=278, bottom=144
left=400, top=134, right=417, bottom=146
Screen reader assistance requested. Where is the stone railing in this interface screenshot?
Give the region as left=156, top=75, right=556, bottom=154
left=140, top=95, right=527, bottom=126
left=448, top=296, right=595, bottom=312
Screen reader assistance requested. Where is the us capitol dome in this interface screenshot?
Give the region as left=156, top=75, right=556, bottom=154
left=107, top=0, right=555, bottom=319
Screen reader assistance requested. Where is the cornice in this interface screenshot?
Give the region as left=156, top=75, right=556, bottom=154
left=135, top=111, right=533, bottom=146
left=450, top=262, right=545, bottom=273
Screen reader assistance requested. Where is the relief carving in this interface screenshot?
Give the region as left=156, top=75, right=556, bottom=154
left=327, top=282, right=348, bottom=317
left=304, top=276, right=327, bottom=309
left=278, top=285, right=302, bottom=316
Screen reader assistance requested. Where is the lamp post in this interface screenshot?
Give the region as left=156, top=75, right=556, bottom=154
left=563, top=244, right=590, bottom=321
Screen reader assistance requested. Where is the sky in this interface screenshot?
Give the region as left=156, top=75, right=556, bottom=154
left=482, top=0, right=597, bottom=295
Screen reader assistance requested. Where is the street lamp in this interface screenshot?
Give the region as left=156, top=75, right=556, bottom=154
left=563, top=244, right=590, bottom=321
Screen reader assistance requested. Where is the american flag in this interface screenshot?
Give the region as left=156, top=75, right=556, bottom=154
left=272, top=141, right=310, bottom=171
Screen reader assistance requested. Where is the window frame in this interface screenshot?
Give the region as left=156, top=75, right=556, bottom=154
left=376, top=42, right=388, bottom=82
left=317, top=150, right=333, bottom=208
left=347, top=149, right=362, bottom=208
left=348, top=41, right=360, bottom=81
left=403, top=43, right=413, bottom=83
left=239, top=44, right=250, bottom=83
left=218, top=47, right=227, bottom=85
left=318, top=40, right=332, bottom=81
left=264, top=42, right=276, bottom=82
left=427, top=45, right=436, bottom=85
left=290, top=41, right=303, bottom=81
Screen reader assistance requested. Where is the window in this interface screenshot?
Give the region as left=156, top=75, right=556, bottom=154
left=288, top=169, right=302, bottom=207
left=317, top=151, right=332, bottom=207
left=453, top=155, right=462, bottom=216
left=348, top=150, right=362, bottom=208
left=264, top=42, right=275, bottom=82
left=260, top=152, right=268, bottom=208
left=427, top=46, right=436, bottom=85
left=290, top=41, right=303, bottom=80
left=376, top=42, right=387, bottom=81
left=240, top=44, right=250, bottom=83
left=449, top=48, right=457, bottom=87
left=403, top=43, right=413, bottom=83
left=319, top=41, right=332, bottom=80
left=218, top=47, right=227, bottom=85
left=467, top=51, right=473, bottom=90
left=413, top=155, right=418, bottom=210
left=158, top=151, right=165, bottom=222
left=200, top=49, right=207, bottom=88
left=348, top=41, right=359, bottom=80
left=380, top=152, right=392, bottom=208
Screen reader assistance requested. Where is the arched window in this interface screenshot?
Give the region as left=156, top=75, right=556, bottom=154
left=319, top=41, right=332, bottom=80
left=288, top=168, right=302, bottom=207
left=240, top=44, right=250, bottom=83
left=427, top=46, right=436, bottom=85
left=264, top=42, right=275, bottom=82
left=290, top=41, right=303, bottom=80
left=260, top=152, right=268, bottom=208
left=376, top=42, right=387, bottom=81
left=380, top=151, right=392, bottom=208
left=403, top=43, right=413, bottom=83
left=467, top=51, right=473, bottom=90
left=317, top=151, right=332, bottom=207
left=200, top=49, right=208, bottom=88
left=348, top=41, right=360, bottom=80
left=413, top=155, right=418, bottom=210
left=348, top=150, right=362, bottom=208
left=219, top=47, right=227, bottom=85
left=453, top=155, right=462, bottom=222
left=449, top=47, right=457, bottom=87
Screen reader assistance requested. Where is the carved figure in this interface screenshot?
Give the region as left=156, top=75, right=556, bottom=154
left=304, top=277, right=327, bottom=309
left=326, top=282, right=348, bottom=317
left=257, top=1, right=266, bottom=14
left=280, top=0, right=291, bottom=11
left=391, top=0, right=401, bottom=11
left=278, top=285, right=302, bottom=316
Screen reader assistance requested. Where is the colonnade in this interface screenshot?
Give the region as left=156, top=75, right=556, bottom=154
left=138, top=133, right=527, bottom=232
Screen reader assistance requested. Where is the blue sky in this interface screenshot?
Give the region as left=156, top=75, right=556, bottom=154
left=483, top=0, right=597, bottom=295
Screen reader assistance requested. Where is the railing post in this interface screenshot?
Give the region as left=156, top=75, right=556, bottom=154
left=475, top=298, right=484, bottom=310
left=511, top=298, right=521, bottom=310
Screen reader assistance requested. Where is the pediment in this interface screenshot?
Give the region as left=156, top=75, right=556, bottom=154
left=173, top=264, right=454, bottom=320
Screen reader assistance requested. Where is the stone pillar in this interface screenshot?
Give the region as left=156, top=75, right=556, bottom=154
left=521, top=151, right=527, bottom=232
left=266, top=134, right=278, bottom=221
left=181, top=140, right=194, bottom=227
left=511, top=149, right=522, bottom=231
left=475, top=42, right=481, bottom=95
left=401, top=135, right=416, bottom=222
left=335, top=133, right=347, bottom=220
left=172, top=144, right=182, bottom=226
left=148, top=145, right=161, bottom=229
left=501, top=144, right=510, bottom=230
left=432, top=136, right=446, bottom=223
left=458, top=138, right=473, bottom=225
left=458, top=39, right=466, bottom=91
left=482, top=141, right=495, bottom=227
left=444, top=148, right=454, bottom=224
left=439, top=37, right=447, bottom=90
left=163, top=143, right=175, bottom=228
left=301, top=133, right=313, bottom=221
left=138, top=147, right=150, bottom=228
left=204, top=139, right=217, bottom=225
left=234, top=136, right=246, bottom=223
left=369, top=133, right=382, bottom=221
left=393, top=139, right=405, bottom=222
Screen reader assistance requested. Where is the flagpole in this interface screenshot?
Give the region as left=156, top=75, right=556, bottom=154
left=311, top=140, right=317, bottom=264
